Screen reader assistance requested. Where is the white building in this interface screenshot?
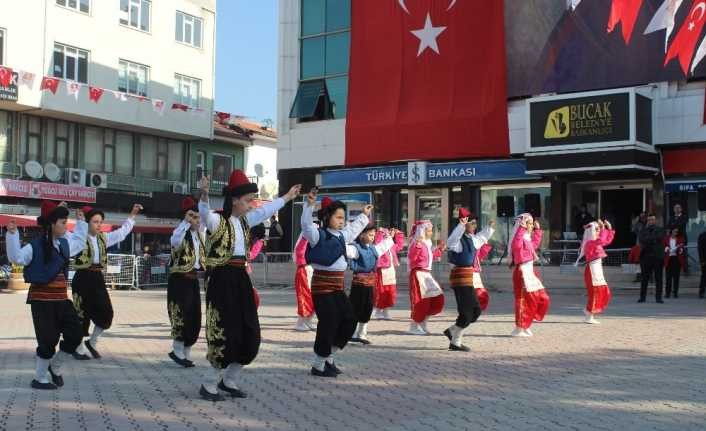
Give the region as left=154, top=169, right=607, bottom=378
left=0, top=0, right=216, bottom=252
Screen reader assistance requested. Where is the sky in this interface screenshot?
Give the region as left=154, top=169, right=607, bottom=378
left=215, top=0, right=278, bottom=124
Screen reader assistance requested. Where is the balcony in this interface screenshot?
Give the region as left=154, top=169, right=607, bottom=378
left=190, top=170, right=258, bottom=195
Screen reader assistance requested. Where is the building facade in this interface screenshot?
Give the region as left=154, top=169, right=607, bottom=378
left=0, top=0, right=216, bottom=253
left=277, top=0, right=706, bottom=256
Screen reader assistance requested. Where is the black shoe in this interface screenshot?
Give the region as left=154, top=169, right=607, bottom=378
left=358, top=338, right=371, bottom=345
left=31, top=379, right=57, bottom=390
left=84, top=340, right=101, bottom=359
left=665, top=294, right=671, bottom=298
left=656, top=299, right=664, bottom=304
left=199, top=385, right=225, bottom=402
left=311, top=366, right=337, bottom=378
left=218, top=380, right=247, bottom=398
left=674, top=294, right=679, bottom=299
left=443, top=328, right=452, bottom=341
left=184, top=359, right=195, bottom=368
left=48, top=366, right=64, bottom=387
left=72, top=352, right=91, bottom=361
left=169, top=351, right=193, bottom=368
left=637, top=299, right=646, bottom=303
left=349, top=337, right=363, bottom=343
left=449, top=343, right=471, bottom=352
left=325, top=361, right=343, bottom=375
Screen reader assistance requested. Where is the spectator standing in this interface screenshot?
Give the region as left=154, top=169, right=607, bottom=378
left=638, top=214, right=665, bottom=304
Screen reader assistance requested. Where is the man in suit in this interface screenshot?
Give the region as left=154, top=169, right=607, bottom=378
left=638, top=214, right=665, bottom=304
left=698, top=230, right=706, bottom=299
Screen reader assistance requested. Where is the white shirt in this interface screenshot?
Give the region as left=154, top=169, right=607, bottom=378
left=669, top=238, right=678, bottom=257
left=199, top=198, right=285, bottom=257
left=171, top=220, right=205, bottom=270
left=300, top=201, right=369, bottom=271
left=346, top=235, right=394, bottom=260
left=83, top=218, right=135, bottom=263
left=5, top=221, right=88, bottom=266
left=446, top=223, right=494, bottom=266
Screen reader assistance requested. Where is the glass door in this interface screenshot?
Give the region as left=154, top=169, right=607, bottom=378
left=416, top=190, right=443, bottom=244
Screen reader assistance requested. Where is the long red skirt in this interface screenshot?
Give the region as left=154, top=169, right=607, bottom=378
left=475, top=287, right=489, bottom=311
left=409, top=269, right=444, bottom=323
left=584, top=266, right=611, bottom=315
left=512, top=266, right=550, bottom=330
left=294, top=266, right=314, bottom=318
left=374, top=268, right=397, bottom=309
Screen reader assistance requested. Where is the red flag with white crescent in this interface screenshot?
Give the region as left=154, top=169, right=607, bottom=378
left=607, top=0, right=644, bottom=44
left=664, top=0, right=706, bottom=75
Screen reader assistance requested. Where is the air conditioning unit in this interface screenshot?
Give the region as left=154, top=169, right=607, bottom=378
left=172, top=182, right=189, bottom=194
left=87, top=172, right=108, bottom=189
left=66, top=168, right=86, bottom=186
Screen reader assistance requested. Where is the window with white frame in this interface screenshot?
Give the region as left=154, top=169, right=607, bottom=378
left=56, top=0, right=89, bottom=14
left=0, top=28, right=5, bottom=65
left=118, top=60, right=149, bottom=96
left=176, top=11, right=203, bottom=48
left=120, top=0, right=150, bottom=32
left=53, top=43, right=88, bottom=83
left=174, top=74, right=201, bottom=107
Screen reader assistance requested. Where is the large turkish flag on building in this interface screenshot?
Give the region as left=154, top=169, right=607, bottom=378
left=345, top=0, right=510, bottom=166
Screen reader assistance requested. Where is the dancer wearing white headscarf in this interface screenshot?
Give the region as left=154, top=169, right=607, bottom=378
left=509, top=213, right=550, bottom=337
left=407, top=220, right=445, bottom=335
left=575, top=220, right=614, bottom=324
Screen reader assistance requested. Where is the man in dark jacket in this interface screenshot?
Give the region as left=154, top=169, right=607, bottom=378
left=638, top=214, right=665, bottom=304
left=698, top=231, right=706, bottom=298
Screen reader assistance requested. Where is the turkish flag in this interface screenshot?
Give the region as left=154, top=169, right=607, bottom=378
left=665, top=1, right=706, bottom=75
left=89, top=86, right=104, bottom=103
left=40, top=76, right=60, bottom=94
left=171, top=103, right=189, bottom=111
left=0, top=67, right=13, bottom=87
left=345, top=0, right=509, bottom=166
left=606, top=0, right=644, bottom=44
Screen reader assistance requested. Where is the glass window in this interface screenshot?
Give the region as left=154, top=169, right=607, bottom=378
left=56, top=0, right=89, bottom=13
left=326, top=76, right=347, bottom=118
left=115, top=132, right=133, bottom=176
left=176, top=12, right=183, bottom=41
left=176, top=11, right=202, bottom=47
left=326, top=0, right=350, bottom=32
left=120, top=0, right=150, bottom=32
left=44, top=120, right=56, bottom=164
left=301, top=0, right=325, bottom=36
left=53, top=43, right=88, bottom=83
left=167, top=140, right=184, bottom=181
left=174, top=74, right=201, bottom=107
left=0, top=111, right=11, bottom=161
left=301, top=36, right=325, bottom=79
left=55, top=120, right=70, bottom=167
left=325, top=32, right=349, bottom=75
left=195, top=150, right=206, bottom=179
left=83, top=126, right=103, bottom=172
left=138, top=135, right=157, bottom=177
left=24, top=117, right=42, bottom=162
left=118, top=60, right=149, bottom=96
left=0, top=28, right=5, bottom=65
left=103, top=129, right=115, bottom=173
left=212, top=154, right=232, bottom=186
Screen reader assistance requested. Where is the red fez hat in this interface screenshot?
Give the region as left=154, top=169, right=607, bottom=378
left=227, top=170, right=258, bottom=197
left=181, top=196, right=198, bottom=213
left=82, top=205, right=105, bottom=221
left=321, top=196, right=333, bottom=210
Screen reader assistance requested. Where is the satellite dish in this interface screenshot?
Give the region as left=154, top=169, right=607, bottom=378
left=25, top=161, right=44, bottom=179
left=44, top=163, right=62, bottom=182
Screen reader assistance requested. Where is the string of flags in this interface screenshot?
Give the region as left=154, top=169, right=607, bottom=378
left=0, top=65, right=207, bottom=118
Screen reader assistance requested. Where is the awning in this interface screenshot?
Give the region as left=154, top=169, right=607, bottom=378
left=0, top=214, right=112, bottom=232
left=663, top=148, right=706, bottom=175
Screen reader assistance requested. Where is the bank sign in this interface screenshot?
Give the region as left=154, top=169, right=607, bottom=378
left=319, top=160, right=535, bottom=188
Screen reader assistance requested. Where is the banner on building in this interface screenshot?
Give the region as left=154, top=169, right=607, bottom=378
left=345, top=0, right=510, bottom=166
left=0, top=179, right=97, bottom=203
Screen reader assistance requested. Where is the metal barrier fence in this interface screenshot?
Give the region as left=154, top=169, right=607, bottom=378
left=135, top=254, right=171, bottom=289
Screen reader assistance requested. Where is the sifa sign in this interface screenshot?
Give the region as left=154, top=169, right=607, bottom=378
left=530, top=93, right=631, bottom=148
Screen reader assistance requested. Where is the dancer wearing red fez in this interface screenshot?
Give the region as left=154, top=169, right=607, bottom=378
left=407, top=220, right=445, bottom=335
left=5, top=201, right=89, bottom=390
left=301, top=189, right=372, bottom=377
left=372, top=227, right=405, bottom=321
left=72, top=203, right=141, bottom=359
left=167, top=197, right=205, bottom=368
left=198, top=171, right=301, bottom=401
left=293, top=230, right=316, bottom=331
left=444, top=209, right=495, bottom=351
left=575, top=220, right=615, bottom=324
left=509, top=213, right=550, bottom=337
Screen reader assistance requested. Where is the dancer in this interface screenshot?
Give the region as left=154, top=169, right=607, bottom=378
left=72, top=204, right=141, bottom=359
left=407, top=220, right=445, bottom=335
left=293, top=232, right=316, bottom=331
left=509, top=213, right=550, bottom=337
left=167, top=197, right=205, bottom=368
left=372, top=228, right=405, bottom=320
left=5, top=201, right=89, bottom=390
left=348, top=225, right=397, bottom=344
left=575, top=220, right=614, bottom=324
left=301, top=189, right=371, bottom=377
left=444, top=209, right=495, bottom=351
left=198, top=172, right=301, bottom=401
left=664, top=227, right=686, bottom=299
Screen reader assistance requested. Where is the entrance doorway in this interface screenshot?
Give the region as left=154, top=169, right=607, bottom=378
left=601, top=189, right=644, bottom=248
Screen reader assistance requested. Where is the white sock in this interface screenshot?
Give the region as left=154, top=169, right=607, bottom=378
left=451, top=325, right=466, bottom=346
left=223, top=363, right=243, bottom=389
left=359, top=323, right=368, bottom=338
left=172, top=340, right=185, bottom=359
left=50, top=351, right=71, bottom=375
left=35, top=356, right=51, bottom=383
left=90, top=326, right=104, bottom=347
left=352, top=323, right=362, bottom=339
left=75, top=342, right=89, bottom=356
left=326, top=347, right=340, bottom=365
left=183, top=345, right=192, bottom=361
left=312, top=355, right=327, bottom=371
left=202, top=367, right=222, bottom=394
